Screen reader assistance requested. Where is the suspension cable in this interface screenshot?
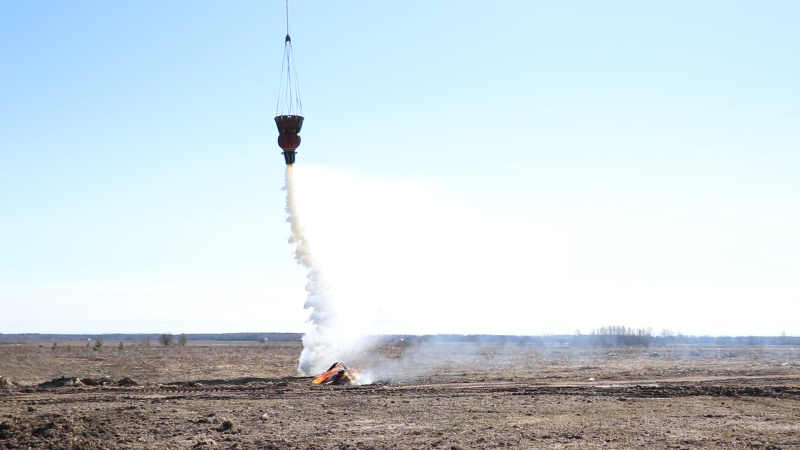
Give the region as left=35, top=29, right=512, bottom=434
left=276, top=0, right=302, bottom=117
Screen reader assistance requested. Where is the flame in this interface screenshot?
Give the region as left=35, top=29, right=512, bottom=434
left=311, top=362, right=355, bottom=386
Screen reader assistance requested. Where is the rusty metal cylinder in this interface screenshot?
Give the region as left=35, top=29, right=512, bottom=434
left=275, top=115, right=303, bottom=165
left=275, top=115, right=304, bottom=150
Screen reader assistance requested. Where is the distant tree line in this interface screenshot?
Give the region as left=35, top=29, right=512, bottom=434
left=373, top=331, right=800, bottom=348
left=573, top=326, right=656, bottom=347
left=3, top=331, right=799, bottom=347
left=0, top=332, right=303, bottom=344
left=571, top=327, right=800, bottom=347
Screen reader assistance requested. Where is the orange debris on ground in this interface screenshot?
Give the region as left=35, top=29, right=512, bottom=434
left=311, top=362, right=354, bottom=386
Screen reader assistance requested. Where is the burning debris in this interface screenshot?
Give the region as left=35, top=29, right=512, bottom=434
left=311, top=362, right=354, bottom=386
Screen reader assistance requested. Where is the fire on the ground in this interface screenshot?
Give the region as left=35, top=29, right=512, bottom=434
left=311, top=362, right=354, bottom=386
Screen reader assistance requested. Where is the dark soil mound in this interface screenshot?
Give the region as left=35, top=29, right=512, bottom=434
left=80, top=376, right=112, bottom=386
left=117, top=377, right=138, bottom=386
left=37, top=377, right=82, bottom=388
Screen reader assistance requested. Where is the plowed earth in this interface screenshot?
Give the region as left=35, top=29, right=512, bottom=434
left=1, top=342, right=799, bottom=449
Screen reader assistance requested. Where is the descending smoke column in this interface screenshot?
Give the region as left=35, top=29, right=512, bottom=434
left=284, top=165, right=355, bottom=375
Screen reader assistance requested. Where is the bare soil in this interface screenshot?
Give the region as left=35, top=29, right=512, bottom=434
left=1, top=342, right=799, bottom=449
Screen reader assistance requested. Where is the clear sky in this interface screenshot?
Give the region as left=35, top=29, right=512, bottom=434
left=1, top=1, right=798, bottom=336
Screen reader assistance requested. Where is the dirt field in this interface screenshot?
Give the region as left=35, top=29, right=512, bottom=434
left=1, top=341, right=799, bottom=449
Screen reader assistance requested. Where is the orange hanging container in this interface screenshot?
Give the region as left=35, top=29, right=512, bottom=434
left=275, top=114, right=303, bottom=165
left=274, top=22, right=303, bottom=165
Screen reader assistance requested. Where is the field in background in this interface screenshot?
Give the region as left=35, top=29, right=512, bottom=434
left=2, top=339, right=798, bottom=385
left=0, top=340, right=301, bottom=385
left=2, top=341, right=800, bottom=448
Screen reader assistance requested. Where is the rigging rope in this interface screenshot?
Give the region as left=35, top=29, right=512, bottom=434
left=276, top=0, right=302, bottom=117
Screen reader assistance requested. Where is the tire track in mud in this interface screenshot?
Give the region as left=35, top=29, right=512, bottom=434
left=2, top=375, right=799, bottom=406
left=385, top=374, right=800, bottom=399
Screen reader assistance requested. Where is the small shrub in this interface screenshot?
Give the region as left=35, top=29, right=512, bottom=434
left=221, top=418, right=234, bottom=430
left=118, top=342, right=124, bottom=350
left=159, top=333, right=174, bottom=347
left=51, top=342, right=58, bottom=350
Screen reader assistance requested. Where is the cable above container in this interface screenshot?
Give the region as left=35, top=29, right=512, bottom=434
left=275, top=0, right=303, bottom=165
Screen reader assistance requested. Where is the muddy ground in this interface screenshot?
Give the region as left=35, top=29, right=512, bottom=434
left=1, top=341, right=799, bottom=449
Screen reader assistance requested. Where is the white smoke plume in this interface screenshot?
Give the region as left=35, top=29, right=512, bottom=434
left=283, top=165, right=578, bottom=379
left=285, top=165, right=372, bottom=375
left=283, top=164, right=773, bottom=380
left=280, top=161, right=800, bottom=381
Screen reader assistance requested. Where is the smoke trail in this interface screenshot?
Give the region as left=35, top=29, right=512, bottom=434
left=285, top=165, right=362, bottom=376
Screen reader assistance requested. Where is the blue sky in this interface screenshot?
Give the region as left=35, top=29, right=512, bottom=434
left=1, top=1, right=798, bottom=335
